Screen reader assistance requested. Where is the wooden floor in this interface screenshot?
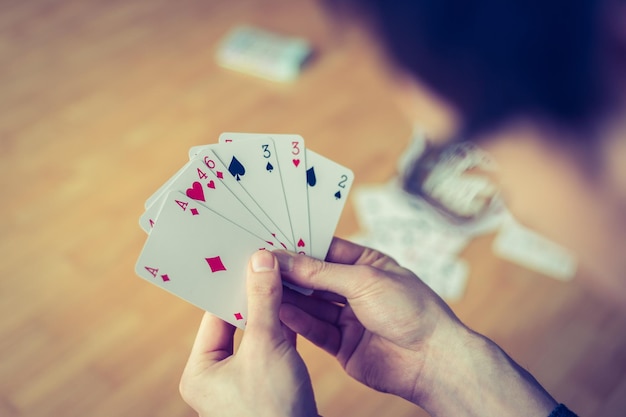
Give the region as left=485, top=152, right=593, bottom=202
left=1, top=1, right=625, bottom=416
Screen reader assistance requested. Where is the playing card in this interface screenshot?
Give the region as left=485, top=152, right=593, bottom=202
left=193, top=146, right=294, bottom=250
left=135, top=191, right=272, bottom=329
left=210, top=139, right=294, bottom=248
left=305, top=149, right=354, bottom=259
left=137, top=133, right=355, bottom=328
left=218, top=132, right=311, bottom=256
left=139, top=157, right=279, bottom=248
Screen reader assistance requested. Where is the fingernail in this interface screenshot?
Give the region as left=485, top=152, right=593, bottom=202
left=273, top=250, right=294, bottom=272
left=251, top=250, right=276, bottom=272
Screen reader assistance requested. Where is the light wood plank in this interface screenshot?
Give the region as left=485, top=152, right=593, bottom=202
left=1, top=1, right=624, bottom=416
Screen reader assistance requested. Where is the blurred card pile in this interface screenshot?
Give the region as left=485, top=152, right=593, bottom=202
left=216, top=26, right=313, bottom=82
left=352, top=131, right=578, bottom=302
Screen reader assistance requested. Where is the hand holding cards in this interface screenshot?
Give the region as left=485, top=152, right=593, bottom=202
left=136, top=133, right=354, bottom=329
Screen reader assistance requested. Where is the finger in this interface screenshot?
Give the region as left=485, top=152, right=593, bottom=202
left=279, top=303, right=341, bottom=356
left=282, top=284, right=347, bottom=306
left=325, top=236, right=370, bottom=264
left=282, top=287, right=343, bottom=324
left=312, top=289, right=347, bottom=305
left=188, top=312, right=236, bottom=364
left=328, top=237, right=403, bottom=271
left=244, top=250, right=284, bottom=340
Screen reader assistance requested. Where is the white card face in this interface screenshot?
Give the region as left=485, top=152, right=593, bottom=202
left=135, top=191, right=272, bottom=329
left=189, top=139, right=354, bottom=260
left=194, top=146, right=294, bottom=250
left=139, top=158, right=278, bottom=248
left=305, top=149, right=354, bottom=259
left=218, top=132, right=311, bottom=256
left=210, top=139, right=294, bottom=248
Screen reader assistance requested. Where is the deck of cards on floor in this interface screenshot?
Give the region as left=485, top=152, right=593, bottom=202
left=136, top=133, right=354, bottom=329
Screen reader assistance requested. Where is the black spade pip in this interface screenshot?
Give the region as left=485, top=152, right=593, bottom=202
left=306, top=167, right=316, bottom=187
left=228, top=156, right=246, bottom=181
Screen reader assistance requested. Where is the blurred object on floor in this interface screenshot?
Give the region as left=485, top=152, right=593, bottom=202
left=215, top=25, right=313, bottom=82
left=399, top=129, right=501, bottom=221
left=352, top=130, right=578, bottom=300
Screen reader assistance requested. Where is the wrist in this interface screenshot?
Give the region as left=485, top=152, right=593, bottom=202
left=413, top=322, right=557, bottom=417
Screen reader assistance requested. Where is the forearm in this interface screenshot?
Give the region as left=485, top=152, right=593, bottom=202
left=415, top=324, right=557, bottom=417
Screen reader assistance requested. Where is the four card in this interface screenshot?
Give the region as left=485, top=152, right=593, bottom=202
left=136, top=133, right=354, bottom=329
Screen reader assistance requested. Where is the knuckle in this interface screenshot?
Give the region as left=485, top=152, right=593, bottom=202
left=248, top=278, right=281, bottom=298
left=355, top=264, right=387, bottom=282
left=294, top=254, right=328, bottom=279
left=247, top=264, right=282, bottom=297
left=359, top=247, right=400, bottom=268
left=348, top=263, right=406, bottom=298
left=344, top=264, right=382, bottom=294
left=178, top=370, right=196, bottom=405
left=179, top=369, right=213, bottom=414
left=353, top=264, right=378, bottom=279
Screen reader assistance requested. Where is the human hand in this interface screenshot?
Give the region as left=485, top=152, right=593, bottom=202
left=179, top=250, right=319, bottom=417
left=275, top=237, right=464, bottom=406
left=276, top=237, right=557, bottom=417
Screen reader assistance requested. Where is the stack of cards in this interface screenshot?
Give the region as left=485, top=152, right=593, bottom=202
left=135, top=133, right=354, bottom=329
left=216, top=26, right=313, bottom=82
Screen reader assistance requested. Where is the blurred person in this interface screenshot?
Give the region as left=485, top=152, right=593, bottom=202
left=359, top=0, right=626, bottom=302
left=179, top=0, right=626, bottom=416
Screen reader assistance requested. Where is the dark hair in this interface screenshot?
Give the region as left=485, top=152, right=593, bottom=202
left=326, top=0, right=608, bottom=142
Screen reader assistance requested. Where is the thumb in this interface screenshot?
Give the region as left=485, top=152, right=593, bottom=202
left=243, top=250, right=284, bottom=339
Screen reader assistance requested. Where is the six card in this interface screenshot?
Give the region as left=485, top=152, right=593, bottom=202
left=136, top=133, right=354, bottom=327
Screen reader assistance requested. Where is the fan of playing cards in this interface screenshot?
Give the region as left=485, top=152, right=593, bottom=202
left=136, top=133, right=354, bottom=329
